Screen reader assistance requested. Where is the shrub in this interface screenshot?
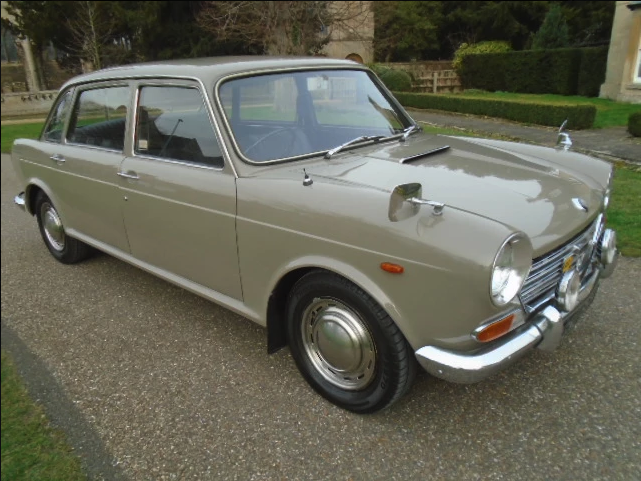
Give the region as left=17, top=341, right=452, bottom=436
left=452, top=41, right=512, bottom=72
left=393, top=92, right=596, bottom=129
left=369, top=64, right=412, bottom=92
left=629, top=112, right=641, bottom=137
left=577, top=46, right=609, bottom=97
left=459, top=48, right=589, bottom=96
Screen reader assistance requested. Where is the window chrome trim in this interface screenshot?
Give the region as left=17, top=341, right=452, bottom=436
left=128, top=152, right=225, bottom=171
left=64, top=142, right=124, bottom=155
left=131, top=78, right=233, bottom=175
left=42, top=88, right=74, bottom=145
left=213, top=66, right=413, bottom=166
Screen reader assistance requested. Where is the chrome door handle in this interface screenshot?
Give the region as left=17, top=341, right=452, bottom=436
left=117, top=171, right=139, bottom=180
left=50, top=154, right=65, bottom=163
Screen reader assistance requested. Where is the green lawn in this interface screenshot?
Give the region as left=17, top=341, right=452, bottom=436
left=607, top=165, right=641, bottom=257
left=452, top=91, right=640, bottom=129
left=2, top=122, right=639, bottom=256
left=1, top=351, right=87, bottom=481
left=1, top=123, right=43, bottom=153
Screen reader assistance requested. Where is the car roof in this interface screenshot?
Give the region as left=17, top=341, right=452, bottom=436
left=61, top=56, right=364, bottom=90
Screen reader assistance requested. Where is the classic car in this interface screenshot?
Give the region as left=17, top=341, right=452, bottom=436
left=11, top=57, right=618, bottom=413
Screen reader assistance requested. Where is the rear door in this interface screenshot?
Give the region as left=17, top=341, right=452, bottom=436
left=21, top=83, right=132, bottom=253
left=118, top=80, right=242, bottom=299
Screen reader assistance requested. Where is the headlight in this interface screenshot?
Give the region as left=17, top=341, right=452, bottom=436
left=490, top=233, right=533, bottom=306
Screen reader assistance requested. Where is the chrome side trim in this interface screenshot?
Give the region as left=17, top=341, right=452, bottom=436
left=14, top=192, right=26, bottom=211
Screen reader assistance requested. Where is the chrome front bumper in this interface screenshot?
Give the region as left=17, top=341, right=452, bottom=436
left=416, top=267, right=605, bottom=384
left=14, top=191, right=26, bottom=211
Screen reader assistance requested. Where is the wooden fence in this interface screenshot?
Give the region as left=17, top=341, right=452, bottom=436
left=381, top=61, right=462, bottom=94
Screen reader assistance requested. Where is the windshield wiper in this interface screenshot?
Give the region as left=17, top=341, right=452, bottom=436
left=325, top=135, right=385, bottom=159
left=400, top=124, right=421, bottom=142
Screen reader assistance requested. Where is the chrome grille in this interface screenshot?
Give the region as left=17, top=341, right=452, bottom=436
left=520, top=216, right=604, bottom=312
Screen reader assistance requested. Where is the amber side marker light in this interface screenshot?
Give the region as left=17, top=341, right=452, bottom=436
left=380, top=262, right=404, bottom=274
left=475, top=314, right=515, bottom=343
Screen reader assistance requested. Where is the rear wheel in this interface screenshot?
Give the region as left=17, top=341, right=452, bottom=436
left=35, top=192, right=91, bottom=264
left=286, top=271, right=416, bottom=413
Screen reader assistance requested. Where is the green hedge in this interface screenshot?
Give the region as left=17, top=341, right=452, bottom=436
left=629, top=112, right=641, bottom=137
left=459, top=46, right=608, bottom=97
left=394, top=92, right=596, bottom=129
left=577, top=47, right=609, bottom=97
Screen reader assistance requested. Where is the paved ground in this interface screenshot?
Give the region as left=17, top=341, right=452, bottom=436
left=407, top=108, right=641, bottom=164
left=1, top=154, right=640, bottom=480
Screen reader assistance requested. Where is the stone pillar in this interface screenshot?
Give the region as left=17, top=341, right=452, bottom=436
left=20, top=37, right=40, bottom=92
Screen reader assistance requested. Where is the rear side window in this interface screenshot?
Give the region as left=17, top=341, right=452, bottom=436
left=67, top=86, right=130, bottom=151
left=43, top=91, right=71, bottom=142
left=135, top=86, right=224, bottom=168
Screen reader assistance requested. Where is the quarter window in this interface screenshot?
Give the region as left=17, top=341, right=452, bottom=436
left=135, top=86, right=223, bottom=168
left=43, top=91, right=71, bottom=142
left=67, top=86, right=130, bottom=150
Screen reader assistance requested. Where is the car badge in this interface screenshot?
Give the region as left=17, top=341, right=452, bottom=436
left=562, top=255, right=575, bottom=273
left=572, top=197, right=588, bottom=212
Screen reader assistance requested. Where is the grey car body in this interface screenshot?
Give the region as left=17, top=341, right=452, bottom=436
left=11, top=57, right=618, bottom=413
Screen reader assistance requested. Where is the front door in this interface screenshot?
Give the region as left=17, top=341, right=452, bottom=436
left=118, top=82, right=242, bottom=299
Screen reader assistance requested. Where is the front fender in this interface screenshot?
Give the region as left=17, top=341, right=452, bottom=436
left=237, top=175, right=524, bottom=351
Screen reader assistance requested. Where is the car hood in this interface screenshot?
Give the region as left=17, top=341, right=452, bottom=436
left=303, top=134, right=609, bottom=255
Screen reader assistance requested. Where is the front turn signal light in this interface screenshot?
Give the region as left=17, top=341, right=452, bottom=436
left=475, top=314, right=515, bottom=343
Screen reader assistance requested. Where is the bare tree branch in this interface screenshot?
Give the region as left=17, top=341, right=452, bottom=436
left=197, top=1, right=371, bottom=56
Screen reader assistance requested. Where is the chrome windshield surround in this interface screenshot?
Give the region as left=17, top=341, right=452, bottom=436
left=213, top=66, right=414, bottom=166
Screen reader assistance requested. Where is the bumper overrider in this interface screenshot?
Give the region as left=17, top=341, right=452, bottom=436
left=416, top=229, right=618, bottom=384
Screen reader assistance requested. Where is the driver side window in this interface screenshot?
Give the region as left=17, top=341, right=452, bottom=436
left=135, top=86, right=223, bottom=168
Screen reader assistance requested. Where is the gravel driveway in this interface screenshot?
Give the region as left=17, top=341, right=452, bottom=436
left=1, top=154, right=639, bottom=480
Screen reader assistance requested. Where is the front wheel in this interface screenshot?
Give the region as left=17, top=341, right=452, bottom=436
left=35, top=192, right=91, bottom=264
left=286, top=271, right=416, bottom=414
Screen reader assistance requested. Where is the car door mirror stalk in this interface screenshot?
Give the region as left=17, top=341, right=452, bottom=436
left=389, top=182, right=445, bottom=221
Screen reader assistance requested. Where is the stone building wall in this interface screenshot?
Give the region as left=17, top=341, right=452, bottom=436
left=600, top=1, right=641, bottom=103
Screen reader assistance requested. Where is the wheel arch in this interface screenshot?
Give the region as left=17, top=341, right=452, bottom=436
left=24, top=180, right=56, bottom=216
left=265, top=257, right=403, bottom=354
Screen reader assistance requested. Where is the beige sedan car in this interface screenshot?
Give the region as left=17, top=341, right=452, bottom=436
left=11, top=57, right=618, bottom=413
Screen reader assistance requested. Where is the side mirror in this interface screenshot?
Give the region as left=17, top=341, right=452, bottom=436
left=389, top=183, right=444, bottom=222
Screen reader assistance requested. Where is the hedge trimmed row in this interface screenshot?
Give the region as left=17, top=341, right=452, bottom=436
left=629, top=112, right=641, bottom=137
left=394, top=92, right=596, bottom=129
left=459, top=46, right=608, bottom=97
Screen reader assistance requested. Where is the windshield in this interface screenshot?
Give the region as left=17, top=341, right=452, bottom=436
left=218, top=69, right=413, bottom=163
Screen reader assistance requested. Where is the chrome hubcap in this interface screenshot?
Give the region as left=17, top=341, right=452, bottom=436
left=302, top=298, right=376, bottom=390
left=41, top=202, right=65, bottom=251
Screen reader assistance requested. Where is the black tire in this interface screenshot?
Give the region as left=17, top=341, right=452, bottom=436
left=286, top=270, right=416, bottom=414
left=34, top=191, right=91, bottom=264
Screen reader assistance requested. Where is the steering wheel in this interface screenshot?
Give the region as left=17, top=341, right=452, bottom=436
left=243, top=128, right=299, bottom=160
